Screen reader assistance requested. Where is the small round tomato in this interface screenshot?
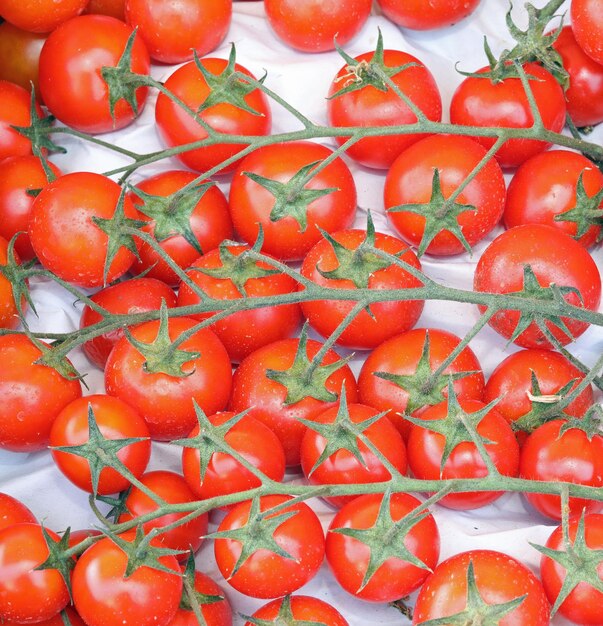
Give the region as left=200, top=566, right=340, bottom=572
left=0, top=23, right=45, bottom=95
left=50, top=394, right=151, bottom=495
left=474, top=224, right=602, bottom=349
left=213, top=494, right=325, bottom=599
left=384, top=135, right=506, bottom=255
left=377, top=0, right=481, bottom=29
left=326, top=492, right=439, bottom=602
left=0, top=493, right=36, bottom=531
left=0, top=235, right=25, bottom=330
left=2, top=607, right=88, bottom=626
left=83, top=0, right=125, bottom=20
left=519, top=419, right=603, bottom=520
left=245, top=596, right=348, bottom=626
left=504, top=150, right=603, bottom=247
left=229, top=141, right=357, bottom=261
left=571, top=0, right=603, bottom=65
left=449, top=63, right=566, bottom=168
left=413, top=550, right=550, bottom=625
left=264, top=0, right=371, bottom=53
left=155, top=58, right=271, bottom=174
left=0, top=80, right=43, bottom=160
left=67, top=529, right=103, bottom=557
left=39, top=15, right=150, bottom=134
left=0, top=334, right=82, bottom=452
left=327, top=48, right=442, bottom=169
left=0, top=0, right=87, bottom=32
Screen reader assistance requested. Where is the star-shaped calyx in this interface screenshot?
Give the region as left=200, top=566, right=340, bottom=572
left=30, top=332, right=86, bottom=384
left=387, top=169, right=476, bottom=257
left=242, top=595, right=329, bottom=626
left=554, top=171, right=603, bottom=241
left=0, top=234, right=36, bottom=321
left=558, top=404, right=603, bottom=441
left=180, top=552, right=224, bottom=612
left=35, top=526, right=76, bottom=599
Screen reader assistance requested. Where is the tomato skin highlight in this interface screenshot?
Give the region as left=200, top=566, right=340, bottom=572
left=571, top=0, right=603, bottom=66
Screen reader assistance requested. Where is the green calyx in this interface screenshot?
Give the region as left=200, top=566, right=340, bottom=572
left=553, top=171, right=603, bottom=241
left=179, top=552, right=224, bottom=612
left=557, top=404, right=603, bottom=441
left=35, top=526, right=76, bottom=600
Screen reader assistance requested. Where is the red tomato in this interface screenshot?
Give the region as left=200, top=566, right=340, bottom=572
left=155, top=58, right=271, bottom=174
left=539, top=513, right=603, bottom=625
left=571, top=0, right=603, bottom=65
left=519, top=419, right=603, bottom=520
left=0, top=80, right=43, bottom=160
left=0, top=23, right=45, bottom=95
left=67, top=529, right=103, bottom=556
left=2, top=607, right=87, bottom=626
left=118, top=470, right=208, bottom=556
left=449, top=63, right=566, bottom=168
left=181, top=411, right=285, bottom=505
left=228, top=336, right=359, bottom=467
left=39, top=15, right=150, bottom=134
left=384, top=135, right=506, bottom=255
left=72, top=531, right=183, bottom=626
left=358, top=328, right=485, bottom=440
left=229, top=141, right=357, bottom=261
left=407, top=397, right=520, bottom=509
left=326, top=492, right=439, bottom=602
left=125, top=0, right=231, bottom=64
left=0, top=493, right=36, bottom=531
left=128, top=170, right=233, bottom=286
left=213, top=494, right=325, bottom=598
left=245, top=596, right=348, bottom=625
left=413, top=550, right=550, bottom=625
left=50, top=394, right=151, bottom=495
left=299, top=228, right=424, bottom=349
left=264, top=0, right=371, bottom=53
left=0, top=334, right=82, bottom=452
left=80, top=277, right=177, bottom=369
left=105, top=316, right=232, bottom=441
left=29, top=172, right=139, bottom=288
left=83, top=0, right=124, bottom=20
left=0, top=0, right=87, bottom=32
left=0, top=235, right=25, bottom=330
left=377, top=0, right=481, bottom=30
left=473, top=224, right=602, bottom=349
left=300, top=402, right=407, bottom=509
left=504, top=150, right=603, bottom=247
left=0, top=523, right=71, bottom=623
left=327, top=48, right=442, bottom=169
left=176, top=244, right=302, bottom=362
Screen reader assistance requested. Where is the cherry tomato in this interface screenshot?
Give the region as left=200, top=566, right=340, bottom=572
left=0, top=493, right=36, bottom=531
left=245, top=596, right=348, bottom=625
left=0, top=23, right=45, bottom=95
left=83, top=0, right=125, bottom=20
left=0, top=80, right=43, bottom=161
left=0, top=0, right=87, bottom=32
left=0, top=235, right=25, bottom=330
left=377, top=0, right=481, bottom=30
left=2, top=607, right=88, bottom=626
left=571, top=0, right=603, bottom=66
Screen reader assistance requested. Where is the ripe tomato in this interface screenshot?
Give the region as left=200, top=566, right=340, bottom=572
left=84, top=0, right=125, bottom=18
left=245, top=596, right=348, bottom=625
left=571, top=0, right=603, bottom=65
left=377, top=0, right=481, bottom=30
left=0, top=493, right=36, bottom=531
left=327, top=48, right=442, bottom=170
left=504, top=150, right=603, bottom=247
left=50, top=394, right=151, bottom=495
left=413, top=550, right=550, bottom=625
left=229, top=141, right=357, bottom=261
left=519, top=419, right=603, bottom=520
left=213, top=494, right=325, bottom=598
left=128, top=170, right=233, bottom=286
left=326, top=492, right=439, bottom=602
left=384, top=135, right=506, bottom=255
left=0, top=334, right=82, bottom=452
left=299, top=228, right=424, bottom=349
left=358, top=328, right=485, bottom=440
left=474, top=224, right=602, bottom=349
left=29, top=172, right=139, bottom=288
left=0, top=80, right=43, bottom=161
left=125, top=0, right=231, bottom=64
left=176, top=244, right=302, bottom=363
left=2, top=607, right=87, bottom=626
left=228, top=336, right=359, bottom=467
left=155, top=57, right=271, bottom=174
left=39, top=15, right=150, bottom=134
left=0, top=235, right=25, bottom=330
left=0, top=0, right=87, bottom=32
left=105, top=316, right=232, bottom=441
left=0, top=23, right=45, bottom=96
left=264, top=0, right=371, bottom=53
left=449, top=63, right=566, bottom=168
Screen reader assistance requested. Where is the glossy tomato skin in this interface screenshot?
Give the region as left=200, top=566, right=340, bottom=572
left=0, top=0, right=87, bottom=32
left=155, top=58, right=271, bottom=174
left=245, top=596, right=348, bottom=625
left=29, top=172, right=138, bottom=288
left=326, top=492, right=439, bottom=602
left=125, top=0, right=231, bottom=64
left=474, top=224, right=602, bottom=348
left=80, top=277, right=177, bottom=369
left=39, top=15, right=150, bottom=134
left=0, top=80, right=43, bottom=161
left=214, top=494, right=325, bottom=598
left=358, top=328, right=485, bottom=440
left=228, top=337, right=359, bottom=467
left=176, top=245, right=302, bottom=363
left=128, top=170, right=233, bottom=286
left=0, top=236, right=25, bottom=330
left=540, top=513, right=603, bottom=625
left=0, top=493, right=36, bottom=531
left=105, top=317, right=232, bottom=441
left=504, top=150, right=603, bottom=247
left=300, top=403, right=407, bottom=509
left=413, top=550, right=550, bottom=625
left=0, top=334, right=82, bottom=452
left=300, top=229, right=424, bottom=349
left=384, top=135, right=506, bottom=255
left=378, top=0, right=481, bottom=30
left=0, top=524, right=71, bottom=624
left=327, top=49, right=442, bottom=169
left=0, top=23, right=45, bottom=96
left=50, top=394, right=151, bottom=495
left=229, top=141, right=357, bottom=261
left=264, top=0, right=371, bottom=53
left=72, top=531, right=183, bottom=626
left=449, top=63, right=566, bottom=168
left=84, top=0, right=125, bottom=19
left=519, top=419, right=603, bottom=520
left=571, top=0, right=603, bottom=65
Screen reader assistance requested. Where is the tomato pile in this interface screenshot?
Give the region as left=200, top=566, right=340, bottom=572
left=1, top=0, right=603, bottom=625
